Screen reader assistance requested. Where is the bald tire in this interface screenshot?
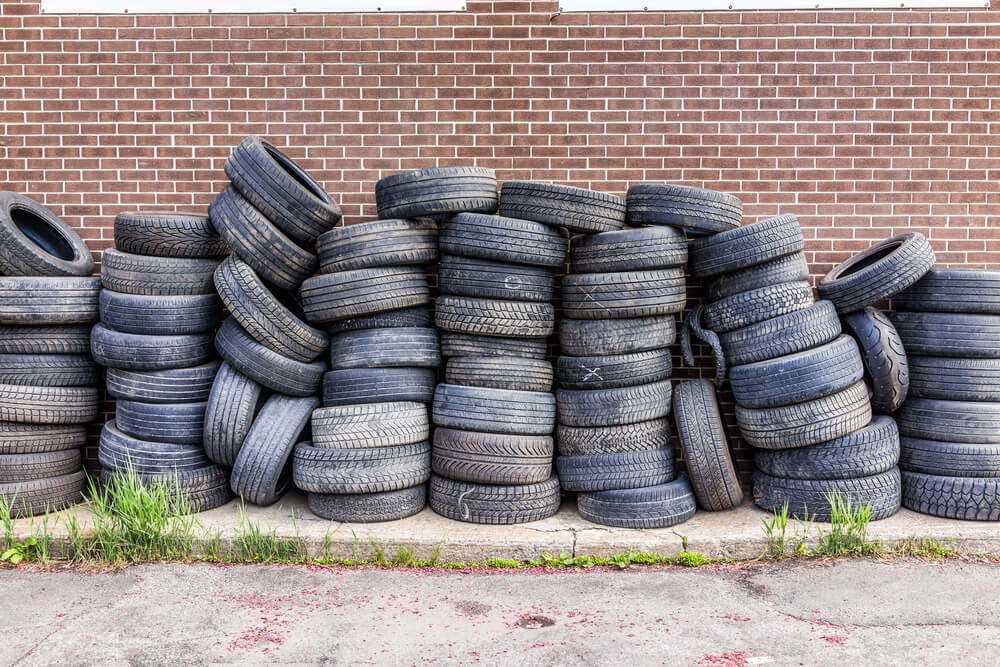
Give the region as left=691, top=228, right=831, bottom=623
left=322, top=368, right=436, bottom=407
left=577, top=476, right=697, bottom=529
left=0, top=450, right=81, bottom=483
left=292, top=441, right=431, bottom=494
left=0, top=422, right=87, bottom=454
left=0, top=470, right=85, bottom=517
left=90, top=323, right=214, bottom=371
left=0, top=277, right=100, bottom=325
left=307, top=486, right=427, bottom=523
left=106, top=361, right=221, bottom=404
left=753, top=468, right=901, bottom=522
left=892, top=268, right=1000, bottom=314
left=556, top=446, right=674, bottom=493
left=375, top=167, right=498, bottom=220
left=438, top=255, right=555, bottom=302
left=327, top=306, right=431, bottom=335
left=311, top=402, right=429, bottom=449
left=299, top=267, right=430, bottom=325
left=895, top=398, right=1000, bottom=444
left=114, top=211, right=228, bottom=259
left=498, top=181, right=625, bottom=234
left=0, top=354, right=97, bottom=387
left=556, top=349, right=671, bottom=390
left=429, top=474, right=560, bottom=525
left=115, top=400, right=207, bottom=446
left=445, top=357, right=553, bottom=392
left=215, top=317, right=325, bottom=397
left=555, top=379, right=672, bottom=428
left=559, top=315, right=676, bottom=357
left=99, top=422, right=209, bottom=475
left=99, top=290, right=222, bottom=336
left=556, top=419, right=671, bottom=457
left=688, top=214, right=804, bottom=278
left=329, top=327, right=440, bottom=370
left=100, top=248, right=220, bottom=296
left=439, top=333, right=547, bottom=360
left=432, top=384, right=556, bottom=436
left=908, top=357, right=1000, bottom=402
left=900, top=438, right=1000, bottom=478
left=432, top=428, right=553, bottom=485
left=673, top=380, right=742, bottom=511
left=889, top=311, right=1000, bottom=359
left=570, top=226, right=687, bottom=273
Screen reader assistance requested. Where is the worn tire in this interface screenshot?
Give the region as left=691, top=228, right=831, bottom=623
left=115, top=400, right=207, bottom=446
left=557, top=446, right=674, bottom=492
left=900, top=438, right=1000, bottom=478
left=429, top=474, right=560, bottom=525
left=499, top=181, right=625, bottom=233
left=570, top=226, right=687, bottom=273
left=300, top=267, right=430, bottom=325
left=719, top=300, right=842, bottom=367
left=375, top=166, right=498, bottom=220
left=114, top=211, right=228, bottom=258
left=317, top=218, right=437, bottom=273
left=753, top=468, right=901, bottom=522
left=439, top=333, right=548, bottom=360
left=706, top=252, right=810, bottom=301
left=889, top=311, right=1000, bottom=359
left=327, top=306, right=431, bottom=335
left=214, top=255, right=328, bottom=362
left=673, top=380, right=743, bottom=511
left=892, top=268, right=1000, bottom=314
left=100, top=465, right=232, bottom=514
left=0, top=191, right=94, bottom=277
left=0, top=450, right=81, bottom=483
left=432, top=427, right=553, bottom=485
left=688, top=214, right=804, bottom=278
left=107, top=361, right=220, bottom=404
left=215, top=317, right=324, bottom=397
left=101, top=248, right=220, bottom=296
left=703, top=281, right=814, bottom=334
left=438, top=255, right=554, bottom=302
left=0, top=354, right=97, bottom=387
left=901, top=471, right=1000, bottom=521
left=557, top=418, right=671, bottom=456
left=91, top=324, right=214, bottom=371
left=230, top=394, right=319, bottom=505
left=908, top=356, right=1000, bottom=402
left=435, top=295, right=554, bottom=338
left=559, top=315, right=676, bottom=357
left=329, top=327, right=440, bottom=370
left=0, top=276, right=100, bottom=325
left=895, top=398, right=1000, bottom=444
left=818, top=232, right=935, bottom=314
left=307, top=486, right=427, bottom=523
left=323, top=368, right=436, bottom=406
left=202, top=362, right=265, bottom=468
left=556, top=349, right=671, bottom=390
left=842, top=307, right=909, bottom=413
left=0, top=470, right=85, bottom=517
left=0, top=422, right=87, bottom=454
left=577, top=476, right=697, bottom=528
left=561, top=269, right=686, bottom=320
left=0, top=384, right=97, bottom=425
left=99, top=421, right=209, bottom=474
left=735, top=380, right=872, bottom=450
left=556, top=379, right=672, bottom=427
left=439, top=212, right=567, bottom=268
left=432, top=384, right=555, bottom=436
left=311, top=402, right=429, bottom=449
left=625, top=184, right=742, bottom=235
left=445, top=357, right=553, bottom=392
left=100, top=290, right=222, bottom=336
left=755, top=416, right=900, bottom=480
left=293, top=441, right=430, bottom=494
left=0, top=325, right=91, bottom=355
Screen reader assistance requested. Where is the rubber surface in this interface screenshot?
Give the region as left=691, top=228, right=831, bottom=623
left=556, top=349, right=671, bottom=390
left=300, top=266, right=430, bottom=325
left=688, top=214, right=803, bottom=278
left=91, top=326, right=214, bottom=372
left=626, top=183, right=742, bottom=234
left=312, top=402, right=429, bottom=449
left=445, top=357, right=553, bottom=392
left=0, top=470, right=85, bottom=517
left=718, top=300, right=842, bottom=366
left=556, top=379, right=672, bottom=428
left=0, top=277, right=100, bottom=325
left=577, top=475, right=697, bottom=529
left=215, top=317, right=325, bottom=397
left=428, top=474, right=561, bottom=525
left=559, top=315, right=676, bottom=357
left=892, top=268, right=1000, bottom=314
left=557, top=446, right=674, bottom=492
left=908, top=356, right=1000, bottom=402
left=753, top=468, right=901, bottom=522
left=706, top=252, right=809, bottom=301
left=307, top=486, right=427, bottom=523
left=499, top=181, right=625, bottom=233
left=557, top=418, right=671, bottom=456
left=432, top=384, right=556, bottom=436
left=889, top=311, right=1000, bottom=359
left=322, top=368, right=436, bottom=406
left=100, top=248, right=220, bottom=295
left=432, top=427, right=553, bottom=485
left=317, top=218, right=437, bottom=273
left=673, top=380, right=743, bottom=511
left=0, top=325, right=92, bottom=355
left=375, top=167, right=498, bottom=219
left=0, top=354, right=97, bottom=387
left=438, top=255, right=555, bottom=302
left=561, top=269, right=686, bottom=320
left=570, top=226, right=687, bottom=273
left=292, top=441, right=430, bottom=494
left=203, top=362, right=265, bottom=468
left=327, top=306, right=431, bottom=335
left=895, top=398, right=1000, bottom=444
left=329, top=327, right=440, bottom=370
left=0, top=384, right=97, bottom=425
left=842, top=307, right=909, bottom=414
left=440, top=333, right=548, bottom=360
left=0, top=449, right=81, bottom=483
left=0, top=422, right=87, bottom=454
left=435, top=295, right=554, bottom=338
left=99, top=290, right=222, bottom=335
left=901, top=471, right=1000, bottom=520
left=900, top=437, right=1000, bottom=478
left=439, top=212, right=568, bottom=268
left=99, top=421, right=209, bottom=474
left=115, top=399, right=207, bottom=446
left=702, top=281, right=814, bottom=334
left=114, top=211, right=228, bottom=258
left=0, top=191, right=94, bottom=277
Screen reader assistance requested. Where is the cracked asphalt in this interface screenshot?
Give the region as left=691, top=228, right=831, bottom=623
left=2, top=559, right=998, bottom=665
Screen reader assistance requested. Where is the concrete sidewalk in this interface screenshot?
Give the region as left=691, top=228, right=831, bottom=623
left=8, top=490, right=1000, bottom=561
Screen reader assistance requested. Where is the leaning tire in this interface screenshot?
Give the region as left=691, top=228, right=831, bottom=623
left=432, top=384, right=555, bottom=436
left=625, top=184, right=742, bottom=235
left=215, top=317, right=325, bottom=398
left=432, top=428, right=553, bottom=485
left=429, top=474, right=560, bottom=525
left=0, top=192, right=94, bottom=277
left=307, top=486, right=427, bottom=523
left=753, top=468, right=901, bottom=522
left=577, top=476, right=697, bottom=529
left=375, top=167, right=498, bottom=219
left=0, top=277, right=100, bottom=325
left=718, top=301, right=842, bottom=366
left=556, top=380, right=672, bottom=428
left=317, top=219, right=437, bottom=273
left=323, top=368, right=436, bottom=406
left=202, top=362, right=264, bottom=468
left=498, top=181, right=625, bottom=234
left=702, top=281, right=814, bottom=334
left=842, top=307, right=909, bottom=414
left=688, top=214, right=803, bottom=278
left=673, top=380, right=743, bottom=511
left=901, top=471, right=1000, bottom=520
left=91, top=324, right=214, bottom=371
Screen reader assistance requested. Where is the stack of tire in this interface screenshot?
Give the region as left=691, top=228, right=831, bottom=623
left=0, top=192, right=100, bottom=516
left=889, top=268, right=1000, bottom=520
left=204, top=137, right=338, bottom=507
left=93, top=211, right=230, bottom=512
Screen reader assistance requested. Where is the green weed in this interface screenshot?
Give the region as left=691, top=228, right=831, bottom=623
left=816, top=493, right=881, bottom=557
left=231, top=501, right=305, bottom=563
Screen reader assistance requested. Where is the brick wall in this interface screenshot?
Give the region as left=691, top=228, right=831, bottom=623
left=1, top=0, right=998, bottom=474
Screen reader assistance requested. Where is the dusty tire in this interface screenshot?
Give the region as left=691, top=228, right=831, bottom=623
left=215, top=317, right=325, bottom=397
left=100, top=290, right=222, bottom=336
left=842, top=307, right=909, bottom=413
left=570, top=226, right=687, bottom=273
left=0, top=450, right=81, bottom=483
left=561, top=269, right=686, bottom=320
left=889, top=311, right=1000, bottom=359
left=702, top=281, right=814, bottom=334
left=818, top=232, right=935, bottom=314
left=557, top=446, right=674, bottom=492
left=107, top=361, right=220, bottom=404
left=91, top=325, right=214, bottom=372
left=556, top=349, right=671, bottom=390
left=556, top=379, right=672, bottom=428
left=0, top=325, right=92, bottom=355
left=706, top=252, right=809, bottom=301
left=99, top=421, right=209, bottom=474
left=432, top=427, right=553, bottom=485
left=0, top=354, right=97, bottom=387
left=0, top=422, right=87, bottom=454
left=435, top=296, right=554, bottom=338
left=0, top=277, right=100, bottom=325
left=439, top=212, right=567, bottom=268
left=892, top=268, right=1000, bottom=314
left=293, top=441, right=430, bottom=494
left=0, top=384, right=97, bottom=425
left=311, top=402, right=429, bottom=449
left=375, top=167, right=498, bottom=219
left=718, top=300, right=842, bottom=367
left=0, top=470, right=85, bottom=517
left=114, top=211, right=228, bottom=259
left=753, top=468, right=901, bottom=522
left=499, top=181, right=625, bottom=233
left=327, top=306, right=432, bottom=335
left=300, top=267, right=430, bottom=325
left=673, top=380, right=743, bottom=511
left=895, top=398, right=1000, bottom=444
left=203, top=362, right=265, bottom=468
left=439, top=333, right=548, bottom=360
left=908, top=356, right=1000, bottom=402
left=559, top=315, right=676, bottom=357
left=323, top=368, right=436, bottom=406
left=438, top=255, right=555, bottom=302
left=900, top=438, right=1000, bottom=478
left=577, top=476, right=697, bottom=529
left=432, top=384, right=555, bottom=436
left=625, top=183, right=742, bottom=235
left=429, top=474, right=560, bottom=525
left=100, top=248, right=220, bottom=296
left=445, top=357, right=553, bottom=392
left=901, top=471, right=1000, bottom=520
left=307, top=486, right=427, bottom=523
left=115, top=400, right=206, bottom=446
left=557, top=418, right=671, bottom=456
left=688, top=214, right=803, bottom=278
left=0, top=192, right=94, bottom=277
left=317, top=218, right=437, bottom=272
left=329, top=327, right=440, bottom=370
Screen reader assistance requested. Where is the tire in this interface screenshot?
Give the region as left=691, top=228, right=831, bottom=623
left=438, top=255, right=555, bottom=302
left=498, top=181, right=625, bottom=233
left=100, top=248, right=220, bottom=296
left=753, top=468, right=901, bottom=522
left=230, top=394, right=318, bottom=506
left=0, top=325, right=92, bottom=355
left=208, top=185, right=317, bottom=291
left=559, top=315, right=676, bottom=356
left=889, top=311, right=1000, bottom=359
left=900, top=438, right=1000, bottom=477
left=0, top=470, right=85, bottom=517
left=115, top=400, right=207, bottom=446
left=556, top=418, right=671, bottom=456
left=107, top=361, right=220, bottom=404
left=577, top=476, right=697, bottom=529
left=445, top=357, right=553, bottom=392
left=702, top=281, right=814, bottom=334
left=0, top=450, right=81, bottom=483
left=718, top=301, right=842, bottom=366
left=429, top=474, right=560, bottom=525
left=688, top=214, right=804, bottom=278
left=673, top=380, right=743, bottom=511
left=312, top=402, right=429, bottom=449
left=0, top=422, right=87, bottom=454
left=307, top=486, right=427, bottom=522
left=432, top=384, right=556, bottom=436
left=556, top=379, right=672, bottom=427
left=0, top=354, right=97, bottom=387
left=556, top=349, right=671, bottom=390
left=706, top=252, right=809, bottom=301
left=99, top=290, right=222, bottom=336
left=431, top=427, right=553, bottom=485
left=561, top=269, right=686, bottom=320
left=439, top=212, right=567, bottom=268
left=375, top=166, right=498, bottom=219
left=114, top=211, right=228, bottom=258
left=0, top=276, right=100, bottom=325
left=908, top=356, right=1000, bottom=402
left=435, top=296, right=554, bottom=338
left=327, top=306, right=432, bottom=335
left=754, top=416, right=900, bottom=480
left=625, top=184, right=743, bottom=235
left=224, top=136, right=341, bottom=244
left=100, top=465, right=232, bottom=514
left=439, top=333, right=548, bottom=360
left=895, top=398, right=1000, bottom=444
left=214, top=255, right=328, bottom=362
left=729, top=335, right=864, bottom=409
left=99, top=421, right=209, bottom=474
left=818, top=232, right=936, bottom=314
left=901, top=471, right=1000, bottom=520
left=329, top=327, right=440, bottom=370
left=91, top=323, right=214, bottom=371
left=842, top=307, right=909, bottom=414
left=0, top=192, right=94, bottom=277
left=892, top=268, right=1000, bottom=314
left=215, top=318, right=324, bottom=398
left=300, top=267, right=430, bottom=325
left=735, top=380, right=872, bottom=450
left=292, top=441, right=430, bottom=494
left=323, top=368, right=436, bottom=406
left=203, top=362, right=265, bottom=468
left=317, top=219, right=437, bottom=273
left=557, top=446, right=674, bottom=492
left=570, top=226, right=687, bottom=273
left=0, top=384, right=97, bottom=425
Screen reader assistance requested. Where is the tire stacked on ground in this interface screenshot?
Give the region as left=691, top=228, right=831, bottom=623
left=203, top=137, right=336, bottom=507
left=0, top=192, right=100, bottom=516
left=889, top=268, right=1000, bottom=520
left=94, top=211, right=230, bottom=513
left=691, top=218, right=918, bottom=522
